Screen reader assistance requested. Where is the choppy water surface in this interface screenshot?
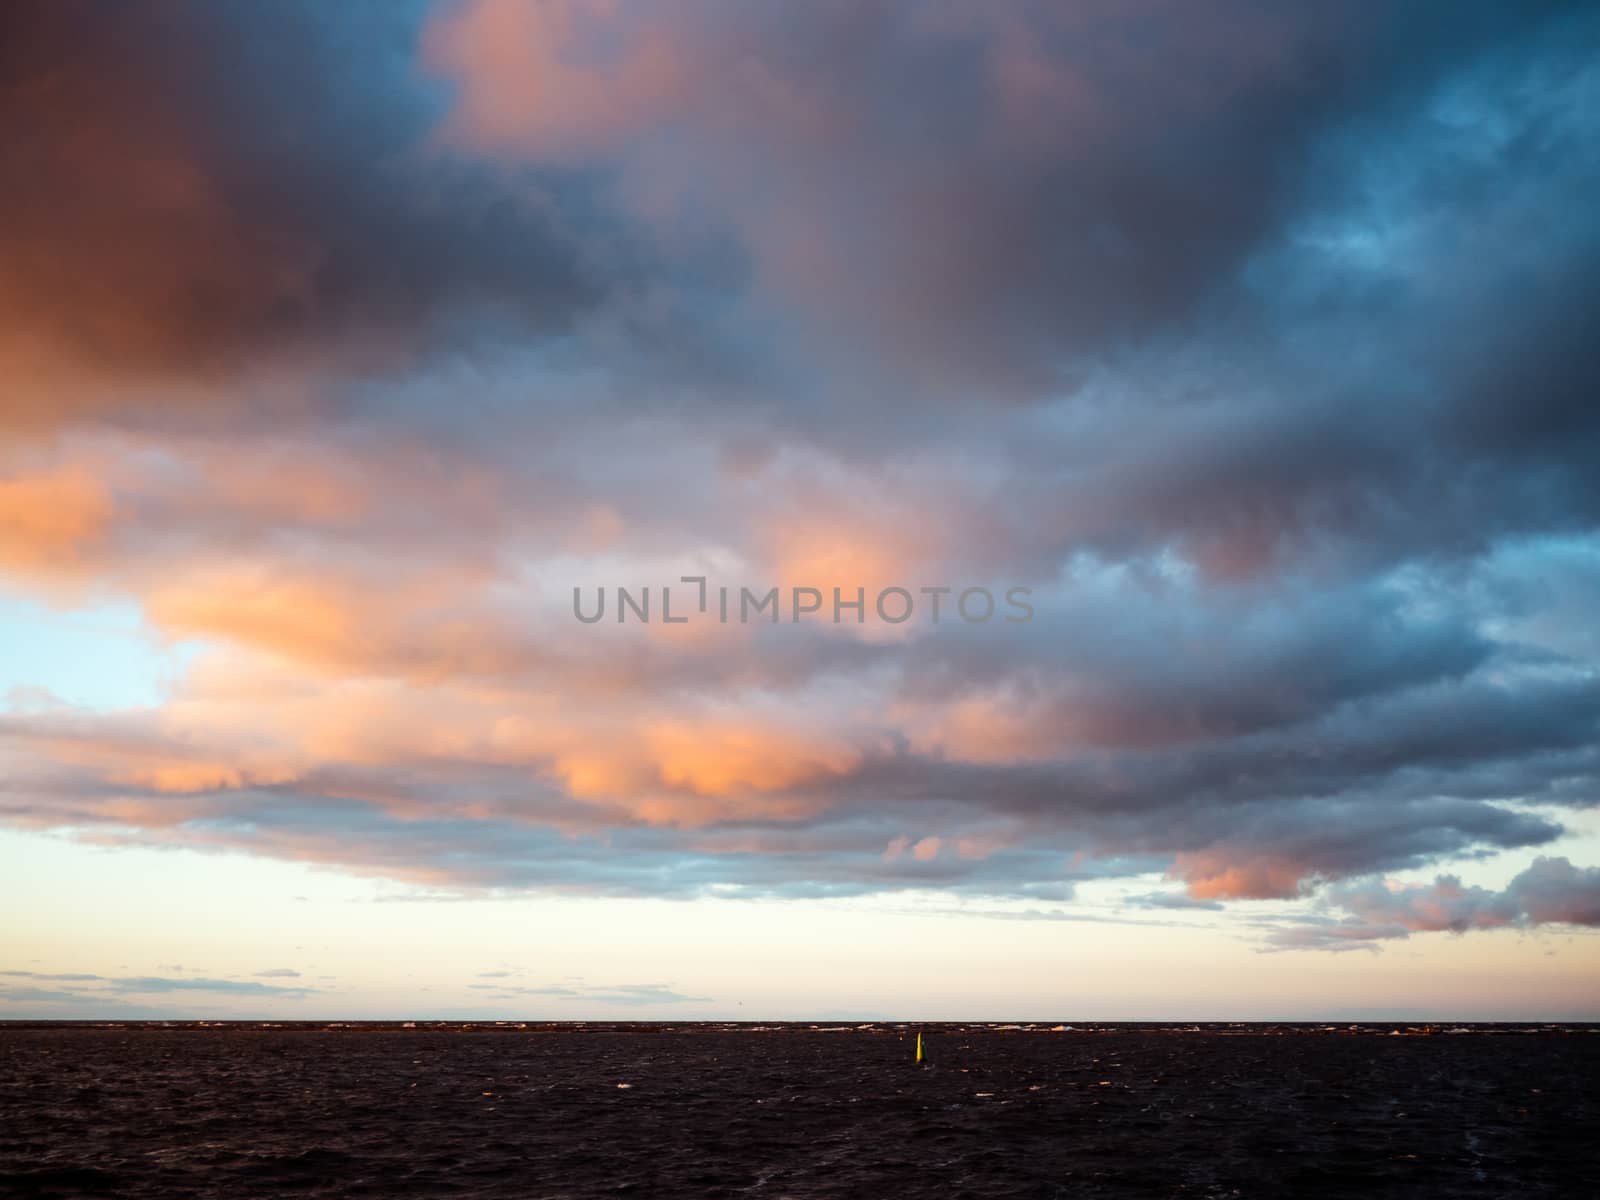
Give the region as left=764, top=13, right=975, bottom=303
left=2, top=1023, right=1596, bottom=1198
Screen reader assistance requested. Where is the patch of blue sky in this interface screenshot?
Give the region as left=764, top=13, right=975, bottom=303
left=0, top=595, right=196, bottom=712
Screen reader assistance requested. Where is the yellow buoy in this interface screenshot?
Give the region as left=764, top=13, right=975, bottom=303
left=915, top=1031, right=924, bottom=1065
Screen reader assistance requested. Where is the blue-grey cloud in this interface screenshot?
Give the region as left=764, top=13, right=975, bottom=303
left=0, top=969, right=320, bottom=1006
left=466, top=981, right=709, bottom=1006
left=0, top=0, right=1595, bottom=932
left=0, top=984, right=91, bottom=1003
left=1128, top=893, right=1225, bottom=913
left=1266, top=857, right=1600, bottom=951
left=108, top=976, right=316, bottom=996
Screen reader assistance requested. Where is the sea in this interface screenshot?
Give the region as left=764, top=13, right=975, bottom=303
left=2, top=1022, right=1596, bottom=1198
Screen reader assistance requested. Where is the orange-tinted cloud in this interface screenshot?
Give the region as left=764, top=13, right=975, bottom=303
left=0, top=467, right=115, bottom=577
left=1173, top=852, right=1315, bottom=901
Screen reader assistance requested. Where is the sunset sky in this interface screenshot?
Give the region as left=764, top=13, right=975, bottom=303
left=2, top=0, right=1598, bottom=1020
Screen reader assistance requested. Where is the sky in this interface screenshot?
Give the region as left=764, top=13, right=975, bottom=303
left=1, top=0, right=1598, bottom=1020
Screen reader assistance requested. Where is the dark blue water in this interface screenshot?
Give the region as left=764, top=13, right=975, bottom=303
left=2, top=1023, right=1596, bottom=1197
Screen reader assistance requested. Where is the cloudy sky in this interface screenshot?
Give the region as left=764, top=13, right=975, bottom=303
left=2, top=0, right=1598, bottom=1020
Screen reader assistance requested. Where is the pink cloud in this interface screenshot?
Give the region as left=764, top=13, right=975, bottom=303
left=423, top=0, right=693, bottom=162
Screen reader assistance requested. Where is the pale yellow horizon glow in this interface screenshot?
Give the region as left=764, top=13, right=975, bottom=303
left=3, top=831, right=1595, bottom=1022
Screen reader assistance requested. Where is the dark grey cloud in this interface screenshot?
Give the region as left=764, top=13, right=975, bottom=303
left=0, top=0, right=1596, bottom=932
left=0, top=0, right=614, bottom=429
left=0, top=711, right=1577, bottom=905
left=2, top=567, right=1596, bottom=902
left=420, top=0, right=1596, bottom=396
